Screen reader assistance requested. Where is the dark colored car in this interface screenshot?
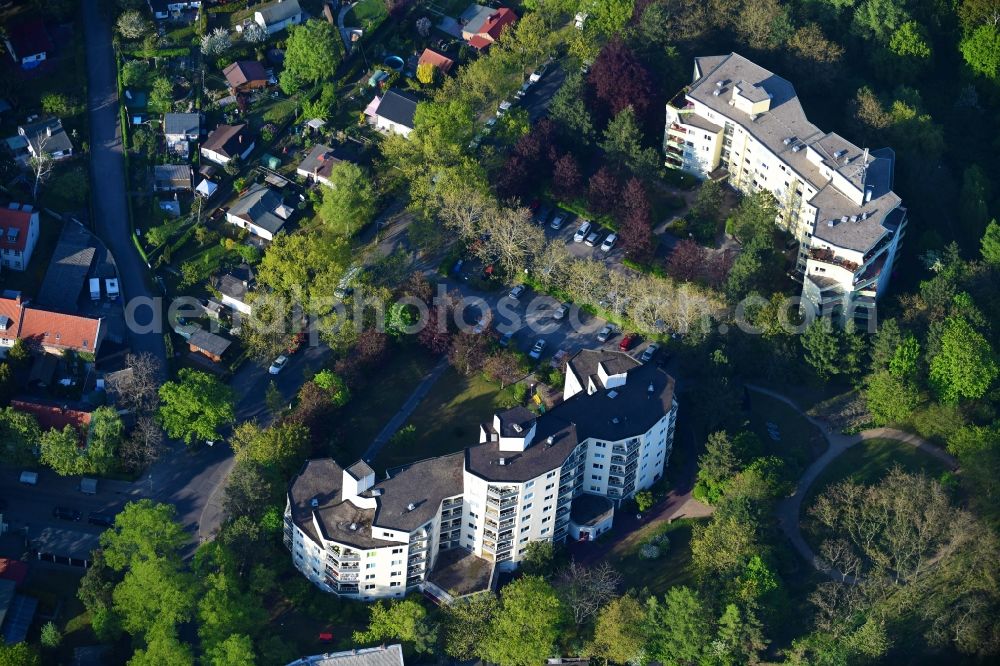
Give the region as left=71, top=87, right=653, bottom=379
left=619, top=333, right=638, bottom=351
left=88, top=513, right=115, bottom=527
left=53, top=507, right=81, bottom=521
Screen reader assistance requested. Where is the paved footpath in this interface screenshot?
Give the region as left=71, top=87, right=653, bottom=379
left=363, top=357, right=450, bottom=462
left=746, top=384, right=959, bottom=582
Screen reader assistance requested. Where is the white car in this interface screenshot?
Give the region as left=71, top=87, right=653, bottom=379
left=573, top=221, right=592, bottom=242
left=553, top=303, right=570, bottom=320
left=600, top=233, right=618, bottom=252
left=269, top=355, right=288, bottom=375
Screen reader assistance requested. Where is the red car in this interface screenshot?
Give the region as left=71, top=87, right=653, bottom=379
left=619, top=333, right=638, bottom=351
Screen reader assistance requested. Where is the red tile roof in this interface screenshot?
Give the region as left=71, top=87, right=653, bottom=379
left=467, top=35, right=492, bottom=50
left=223, top=60, right=269, bottom=88
left=0, top=208, right=34, bottom=252
left=10, top=399, right=92, bottom=438
left=481, top=8, right=517, bottom=40
left=19, top=308, right=101, bottom=353
left=0, top=559, right=29, bottom=587
left=418, top=48, right=455, bottom=74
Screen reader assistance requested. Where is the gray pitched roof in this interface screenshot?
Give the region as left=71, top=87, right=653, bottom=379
left=376, top=89, right=418, bottom=129
left=229, top=184, right=289, bottom=234
left=258, top=0, right=302, bottom=25
left=163, top=112, right=200, bottom=137
left=686, top=52, right=902, bottom=252
left=297, top=143, right=343, bottom=180
left=153, top=164, right=192, bottom=188
left=216, top=265, right=254, bottom=301
left=19, top=118, right=73, bottom=155
left=287, top=644, right=405, bottom=666
left=188, top=329, right=232, bottom=357
left=468, top=361, right=675, bottom=483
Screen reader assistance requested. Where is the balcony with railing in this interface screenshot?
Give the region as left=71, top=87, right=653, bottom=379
left=338, top=584, right=359, bottom=594
left=809, top=248, right=859, bottom=273
left=488, top=486, right=518, bottom=499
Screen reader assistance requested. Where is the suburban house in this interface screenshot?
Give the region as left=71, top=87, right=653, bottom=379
left=664, top=53, right=907, bottom=324
left=254, top=0, right=304, bottom=35
left=0, top=204, right=40, bottom=272
left=295, top=144, right=345, bottom=188
left=10, top=399, right=93, bottom=443
left=223, top=60, right=270, bottom=93
left=365, top=89, right=418, bottom=138
left=163, top=112, right=200, bottom=157
left=0, top=293, right=104, bottom=356
left=201, top=123, right=255, bottom=165
left=459, top=5, right=517, bottom=50
left=226, top=183, right=293, bottom=240
left=215, top=264, right=255, bottom=316
left=417, top=48, right=455, bottom=76
left=4, top=17, right=52, bottom=69
left=18, top=118, right=73, bottom=161
left=288, top=645, right=405, bottom=666
left=147, top=0, right=202, bottom=21
left=285, top=349, right=677, bottom=600
left=153, top=164, right=193, bottom=192
left=187, top=329, right=232, bottom=363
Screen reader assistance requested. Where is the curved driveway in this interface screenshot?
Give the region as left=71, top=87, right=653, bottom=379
left=83, top=0, right=167, bottom=366
left=745, top=384, right=958, bottom=582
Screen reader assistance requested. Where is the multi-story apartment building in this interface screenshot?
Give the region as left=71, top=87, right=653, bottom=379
left=664, top=53, right=907, bottom=324
left=285, top=350, right=677, bottom=601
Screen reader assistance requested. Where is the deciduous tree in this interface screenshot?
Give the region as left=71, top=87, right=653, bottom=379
left=929, top=316, right=999, bottom=402
left=280, top=20, right=341, bottom=93
left=158, top=369, right=236, bottom=445
left=481, top=576, right=564, bottom=666
left=318, top=162, right=378, bottom=237
left=354, top=599, right=438, bottom=654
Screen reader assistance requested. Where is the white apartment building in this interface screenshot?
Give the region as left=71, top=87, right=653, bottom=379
left=664, top=53, right=907, bottom=324
left=285, top=350, right=677, bottom=600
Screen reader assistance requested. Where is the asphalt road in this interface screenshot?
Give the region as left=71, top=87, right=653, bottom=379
left=82, top=0, right=167, bottom=367
left=522, top=61, right=566, bottom=122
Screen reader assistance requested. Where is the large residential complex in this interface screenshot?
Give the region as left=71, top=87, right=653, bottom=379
left=665, top=53, right=907, bottom=323
left=285, top=350, right=677, bottom=601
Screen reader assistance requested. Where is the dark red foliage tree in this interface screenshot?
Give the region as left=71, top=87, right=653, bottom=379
left=496, top=154, right=533, bottom=199
left=552, top=153, right=584, bottom=201
left=667, top=239, right=705, bottom=282
left=418, top=306, right=452, bottom=355
left=400, top=271, right=433, bottom=304
left=356, top=329, right=390, bottom=366
left=705, top=249, right=736, bottom=289
left=588, top=39, right=656, bottom=127
left=285, top=381, right=334, bottom=443
left=588, top=166, right=621, bottom=215
left=618, top=177, right=653, bottom=259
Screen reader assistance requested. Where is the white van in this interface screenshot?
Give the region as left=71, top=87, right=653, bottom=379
left=19, top=471, right=38, bottom=485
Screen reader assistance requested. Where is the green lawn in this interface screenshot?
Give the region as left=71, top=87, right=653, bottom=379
left=608, top=518, right=704, bottom=597
left=808, top=438, right=951, bottom=501
left=747, top=391, right=828, bottom=476
left=346, top=0, right=389, bottom=31
left=374, top=367, right=507, bottom=472
left=331, top=344, right=438, bottom=462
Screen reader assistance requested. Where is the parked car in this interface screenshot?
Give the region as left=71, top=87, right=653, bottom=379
left=88, top=513, right=115, bottom=527
left=53, top=507, right=81, bottom=521
left=529, top=338, right=547, bottom=360
left=474, top=315, right=489, bottom=334
left=508, top=284, right=527, bottom=300
left=600, top=233, right=618, bottom=252
left=597, top=324, right=617, bottom=343
left=550, top=212, right=567, bottom=230
left=619, top=333, right=638, bottom=351
left=534, top=204, right=551, bottom=224
left=640, top=343, right=660, bottom=363
left=574, top=221, right=592, bottom=242
left=585, top=231, right=601, bottom=247
left=530, top=62, right=549, bottom=83
left=452, top=258, right=464, bottom=275
left=553, top=303, right=570, bottom=320
left=498, top=331, right=514, bottom=348
left=268, top=355, right=288, bottom=375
